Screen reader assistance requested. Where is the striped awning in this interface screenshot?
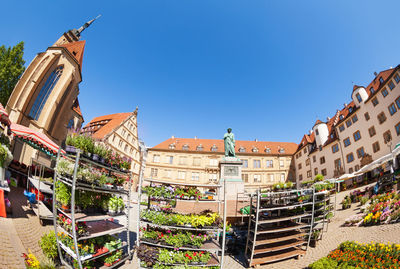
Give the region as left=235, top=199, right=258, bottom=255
left=0, top=103, right=11, bottom=127
left=9, top=123, right=65, bottom=157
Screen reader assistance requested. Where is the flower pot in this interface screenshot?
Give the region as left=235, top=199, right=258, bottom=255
left=65, top=145, right=77, bottom=155
left=92, top=154, right=100, bottom=162
left=61, top=204, right=71, bottom=213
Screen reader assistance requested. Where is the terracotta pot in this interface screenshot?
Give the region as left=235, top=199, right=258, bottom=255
left=61, top=204, right=70, bottom=212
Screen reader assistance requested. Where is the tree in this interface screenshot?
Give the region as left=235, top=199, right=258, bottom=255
left=0, top=42, right=25, bottom=106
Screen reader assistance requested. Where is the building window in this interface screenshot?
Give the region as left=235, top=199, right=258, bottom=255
left=320, top=156, right=325, bottom=164
left=356, top=147, right=365, bottom=158
left=315, top=129, right=319, bottom=136
left=118, top=140, right=123, bottom=147
left=355, top=165, right=360, bottom=172
left=122, top=129, right=126, bottom=137
left=313, top=155, right=316, bottom=162
left=383, top=130, right=392, bottom=144
left=319, top=145, right=322, bottom=151
left=353, top=131, right=361, bottom=141
left=268, top=174, right=274, bottom=182
left=382, top=88, right=389, bottom=97
left=178, top=171, right=186, bottom=180
left=347, top=153, right=354, bottom=163
left=253, top=175, right=261, bottom=183
left=372, top=141, right=380, bottom=153
left=280, top=173, right=285, bottom=181
left=29, top=66, right=64, bottom=120
left=150, top=168, right=158, bottom=178
left=266, top=160, right=273, bottom=168
left=169, top=144, right=175, bottom=149
left=298, top=163, right=302, bottom=170
left=396, top=122, right=400, bottom=136
left=253, top=160, right=261, bottom=168
left=242, top=159, right=248, bottom=168
left=299, top=174, right=303, bottom=181
left=370, top=87, right=375, bottom=94
left=303, top=147, right=307, bottom=154
left=352, top=115, right=358, bottom=123
left=372, top=98, right=379, bottom=107
left=165, top=170, right=172, bottom=178
left=339, top=125, right=345, bottom=132
left=395, top=74, right=400, bottom=83
left=251, top=147, right=258, bottom=153
left=279, top=160, right=284, bottom=167
left=356, top=93, right=362, bottom=103
left=349, top=167, right=354, bottom=174
left=124, top=145, right=128, bottom=152
left=307, top=170, right=311, bottom=178
left=314, top=168, right=318, bottom=176
left=379, top=77, right=384, bottom=84
left=279, top=148, right=285, bottom=153
left=389, top=80, right=395, bottom=90
left=364, top=112, right=370, bottom=121
left=306, top=158, right=310, bottom=166
left=182, top=144, right=189, bottom=150
left=339, top=115, right=344, bottom=120
left=332, top=144, right=339, bottom=153
left=191, top=172, right=199, bottom=181
left=208, top=173, right=217, bottom=182
left=242, top=174, right=249, bottom=183
left=127, top=134, right=131, bottom=141
left=196, top=145, right=204, bottom=151
left=334, top=158, right=342, bottom=169
left=211, top=145, right=218, bottom=152
left=346, top=120, right=352, bottom=128
left=209, top=159, right=218, bottom=166
left=369, top=126, right=376, bottom=137
left=239, top=147, right=246, bottom=153
left=396, top=96, right=400, bottom=110
left=321, top=169, right=327, bottom=176
left=130, top=148, right=133, bottom=154
left=168, top=156, right=174, bottom=164
left=377, top=112, right=387, bottom=124
left=344, top=137, right=351, bottom=147
left=388, top=103, right=397, bottom=116
left=153, top=155, right=160, bottom=163
left=193, top=157, right=201, bottom=166
left=265, top=148, right=271, bottom=153
left=179, top=157, right=187, bottom=165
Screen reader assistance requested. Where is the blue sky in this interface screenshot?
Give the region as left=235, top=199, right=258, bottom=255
left=1, top=1, right=400, bottom=147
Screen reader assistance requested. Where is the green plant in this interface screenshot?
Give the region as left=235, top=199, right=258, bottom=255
left=39, top=231, right=58, bottom=261
left=314, top=174, right=324, bottom=182
left=360, top=196, right=368, bottom=206
left=309, top=257, right=338, bottom=269
left=55, top=181, right=71, bottom=206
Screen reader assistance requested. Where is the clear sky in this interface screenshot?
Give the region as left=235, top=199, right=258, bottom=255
left=1, top=1, right=400, bottom=147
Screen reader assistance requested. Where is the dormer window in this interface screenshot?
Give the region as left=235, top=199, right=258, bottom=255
left=349, top=107, right=353, bottom=113
left=211, top=145, right=218, bottom=152
left=339, top=115, right=344, bottom=120
left=370, top=87, right=375, bottom=94
left=379, top=77, right=384, bottom=84
left=252, top=147, right=259, bottom=153
left=169, top=144, right=176, bottom=149
left=265, top=148, right=271, bottom=153
left=279, top=148, right=285, bottom=154
left=196, top=144, right=204, bottom=151
left=239, top=147, right=246, bottom=153
left=182, top=144, right=189, bottom=150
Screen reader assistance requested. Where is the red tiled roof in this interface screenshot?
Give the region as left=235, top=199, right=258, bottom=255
left=313, top=119, right=323, bottom=126
left=365, top=68, right=396, bottom=100
left=72, top=98, right=83, bottom=119
left=152, top=138, right=298, bottom=155
left=81, top=112, right=131, bottom=140
left=60, top=40, right=86, bottom=67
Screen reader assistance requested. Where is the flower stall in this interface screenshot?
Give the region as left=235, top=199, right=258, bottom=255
left=137, top=178, right=226, bottom=268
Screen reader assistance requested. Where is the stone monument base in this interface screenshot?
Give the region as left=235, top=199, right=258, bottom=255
left=219, top=157, right=244, bottom=200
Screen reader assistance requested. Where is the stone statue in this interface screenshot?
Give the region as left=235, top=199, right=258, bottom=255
left=224, top=128, right=236, bottom=157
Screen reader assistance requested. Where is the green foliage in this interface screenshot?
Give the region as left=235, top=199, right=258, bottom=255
left=55, top=181, right=71, bottom=206
left=39, top=231, right=58, bottom=261
left=309, top=257, right=338, bottom=269
left=314, top=174, right=324, bottom=182
left=0, top=144, right=7, bottom=168
left=0, top=41, right=25, bottom=106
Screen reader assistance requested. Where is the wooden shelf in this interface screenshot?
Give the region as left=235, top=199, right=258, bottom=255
left=250, top=248, right=305, bottom=266
left=251, top=240, right=306, bottom=254
left=255, top=213, right=311, bottom=224
left=252, top=232, right=306, bottom=246
left=253, top=223, right=310, bottom=234
left=140, top=239, right=220, bottom=251
left=58, top=208, right=124, bottom=222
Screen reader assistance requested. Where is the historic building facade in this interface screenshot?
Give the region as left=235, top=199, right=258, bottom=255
left=294, top=66, right=400, bottom=184
left=144, top=137, right=297, bottom=191
left=81, top=110, right=141, bottom=185
left=4, top=19, right=99, bottom=165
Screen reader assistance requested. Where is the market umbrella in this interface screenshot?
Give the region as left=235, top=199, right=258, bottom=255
left=9, top=123, right=65, bottom=157
left=0, top=103, right=11, bottom=127
left=338, top=173, right=356, bottom=181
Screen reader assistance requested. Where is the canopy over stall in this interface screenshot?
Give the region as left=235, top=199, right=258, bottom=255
left=0, top=103, right=11, bottom=128
left=9, top=123, right=65, bottom=157
left=355, top=153, right=393, bottom=176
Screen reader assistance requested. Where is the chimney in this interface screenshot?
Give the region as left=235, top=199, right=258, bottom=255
left=171, top=135, right=175, bottom=139
left=255, top=138, right=258, bottom=142
left=374, top=72, right=378, bottom=77
left=194, top=136, right=197, bottom=140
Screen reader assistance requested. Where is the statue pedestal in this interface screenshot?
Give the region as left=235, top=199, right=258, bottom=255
left=219, top=157, right=244, bottom=200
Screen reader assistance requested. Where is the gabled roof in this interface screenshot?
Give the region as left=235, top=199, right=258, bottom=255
left=81, top=112, right=132, bottom=140
left=59, top=40, right=86, bottom=67
left=365, top=67, right=397, bottom=100
left=152, top=138, right=298, bottom=155
left=71, top=98, right=83, bottom=120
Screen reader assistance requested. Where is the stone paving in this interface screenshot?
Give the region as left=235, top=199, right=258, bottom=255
left=3, top=185, right=400, bottom=268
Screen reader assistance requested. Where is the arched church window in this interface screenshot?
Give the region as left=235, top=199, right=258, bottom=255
left=29, top=66, right=64, bottom=120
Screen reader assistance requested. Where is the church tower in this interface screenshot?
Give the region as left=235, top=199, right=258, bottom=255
left=6, top=17, right=99, bottom=165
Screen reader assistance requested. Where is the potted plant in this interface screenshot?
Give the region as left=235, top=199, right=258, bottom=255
left=65, top=135, right=77, bottom=154
left=55, top=182, right=71, bottom=212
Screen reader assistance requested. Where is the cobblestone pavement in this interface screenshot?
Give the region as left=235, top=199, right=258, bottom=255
left=4, top=185, right=400, bottom=269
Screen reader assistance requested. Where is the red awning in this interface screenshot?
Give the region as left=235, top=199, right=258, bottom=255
left=0, top=103, right=11, bottom=127
left=9, top=123, right=65, bottom=156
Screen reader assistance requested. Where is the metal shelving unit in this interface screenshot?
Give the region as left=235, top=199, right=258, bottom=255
left=245, top=188, right=314, bottom=267
left=52, top=151, right=132, bottom=269
left=137, top=178, right=226, bottom=268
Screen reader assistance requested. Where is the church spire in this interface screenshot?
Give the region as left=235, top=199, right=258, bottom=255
left=75, top=15, right=101, bottom=37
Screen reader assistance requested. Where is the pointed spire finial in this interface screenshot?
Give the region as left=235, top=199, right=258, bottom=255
left=76, top=15, right=101, bottom=37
